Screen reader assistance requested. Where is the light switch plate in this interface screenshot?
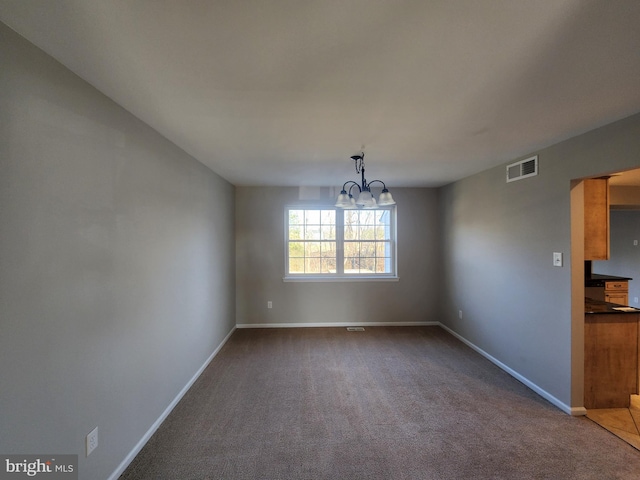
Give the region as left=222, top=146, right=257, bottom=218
left=553, top=252, right=562, bottom=267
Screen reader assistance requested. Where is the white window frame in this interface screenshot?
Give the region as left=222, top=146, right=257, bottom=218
left=284, top=206, right=398, bottom=282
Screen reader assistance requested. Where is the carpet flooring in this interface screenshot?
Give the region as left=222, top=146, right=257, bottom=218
left=120, top=326, right=640, bottom=479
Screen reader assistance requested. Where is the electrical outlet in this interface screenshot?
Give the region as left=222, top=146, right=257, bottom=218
left=86, top=427, right=98, bottom=457
left=267, top=301, right=272, bottom=309
left=458, top=310, right=463, bottom=319
left=635, top=297, right=639, bottom=304
left=634, top=240, right=638, bottom=246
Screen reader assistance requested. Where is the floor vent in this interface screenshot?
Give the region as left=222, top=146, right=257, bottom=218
left=506, top=155, right=538, bottom=183
left=346, top=327, right=365, bottom=332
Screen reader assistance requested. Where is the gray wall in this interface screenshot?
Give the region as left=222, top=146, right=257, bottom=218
left=0, top=23, right=235, bottom=480
left=593, top=210, right=640, bottom=306
left=439, top=113, right=640, bottom=411
left=236, top=187, right=440, bottom=326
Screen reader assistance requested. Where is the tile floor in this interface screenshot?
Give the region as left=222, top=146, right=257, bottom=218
left=587, top=395, right=640, bottom=450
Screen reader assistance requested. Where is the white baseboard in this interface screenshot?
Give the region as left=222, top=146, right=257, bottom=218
left=438, top=323, right=584, bottom=416
left=107, top=326, right=237, bottom=480
left=236, top=321, right=440, bottom=328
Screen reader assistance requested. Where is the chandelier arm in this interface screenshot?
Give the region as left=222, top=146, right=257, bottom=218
left=367, top=180, right=387, bottom=190
left=341, top=180, right=360, bottom=193
left=347, top=183, right=361, bottom=196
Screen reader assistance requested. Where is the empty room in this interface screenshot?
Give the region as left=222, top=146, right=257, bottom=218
left=2, top=1, right=640, bottom=479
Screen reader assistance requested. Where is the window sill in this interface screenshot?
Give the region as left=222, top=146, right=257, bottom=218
left=283, top=276, right=399, bottom=283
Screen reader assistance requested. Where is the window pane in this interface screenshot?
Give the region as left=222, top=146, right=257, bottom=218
left=360, top=242, right=375, bottom=257
left=359, top=226, right=374, bottom=240
left=344, top=210, right=358, bottom=224
left=344, top=257, right=359, bottom=272
left=289, top=258, right=304, bottom=273
left=322, top=258, right=336, bottom=273
left=344, top=241, right=359, bottom=257
left=361, top=257, right=375, bottom=273
left=289, top=242, right=304, bottom=258
left=344, top=224, right=358, bottom=240
left=305, top=210, right=320, bottom=225
left=376, top=258, right=390, bottom=273
left=360, top=211, right=375, bottom=225
left=374, top=226, right=386, bottom=240
left=289, top=226, right=302, bottom=240
left=321, top=242, right=336, bottom=256
left=305, top=226, right=321, bottom=240
left=305, top=257, right=322, bottom=273
left=305, top=242, right=321, bottom=256
left=289, top=210, right=304, bottom=225
left=321, top=210, right=335, bottom=224
left=321, top=225, right=335, bottom=240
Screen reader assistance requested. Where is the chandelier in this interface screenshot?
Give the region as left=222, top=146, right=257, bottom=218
left=334, top=152, right=396, bottom=209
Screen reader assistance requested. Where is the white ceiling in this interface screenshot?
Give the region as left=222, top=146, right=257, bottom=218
left=1, top=0, right=640, bottom=187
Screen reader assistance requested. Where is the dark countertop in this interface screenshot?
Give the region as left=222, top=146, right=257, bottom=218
left=585, top=273, right=632, bottom=287
left=588, top=273, right=632, bottom=281
left=585, top=298, right=640, bottom=314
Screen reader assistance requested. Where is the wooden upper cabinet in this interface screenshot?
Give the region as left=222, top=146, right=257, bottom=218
left=584, top=178, right=610, bottom=260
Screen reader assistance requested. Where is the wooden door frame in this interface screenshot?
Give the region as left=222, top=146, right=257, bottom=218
left=570, top=179, right=587, bottom=414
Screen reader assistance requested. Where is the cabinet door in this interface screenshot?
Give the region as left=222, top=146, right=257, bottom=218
left=584, top=178, right=610, bottom=260
left=606, top=293, right=628, bottom=306
left=584, top=314, right=638, bottom=408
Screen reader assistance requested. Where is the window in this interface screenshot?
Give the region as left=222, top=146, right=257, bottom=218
left=287, top=209, right=337, bottom=275
left=285, top=207, right=397, bottom=280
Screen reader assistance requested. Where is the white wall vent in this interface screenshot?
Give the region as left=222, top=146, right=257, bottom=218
left=506, top=155, right=538, bottom=183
